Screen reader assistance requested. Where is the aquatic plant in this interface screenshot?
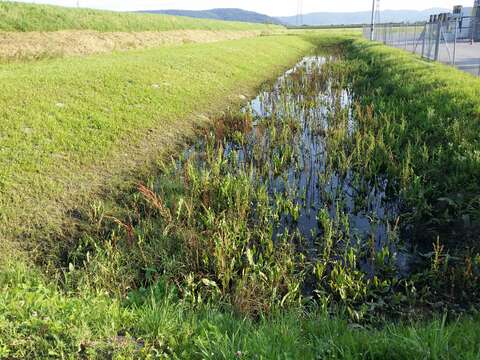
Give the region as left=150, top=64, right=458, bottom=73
left=66, top=54, right=479, bottom=323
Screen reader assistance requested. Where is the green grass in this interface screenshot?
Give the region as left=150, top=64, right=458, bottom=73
left=1, top=261, right=479, bottom=359
left=2, top=28, right=480, bottom=358
left=0, top=1, right=281, bottom=32
left=59, top=45, right=477, bottom=323
left=0, top=34, right=314, bottom=243
left=343, top=37, right=480, bottom=226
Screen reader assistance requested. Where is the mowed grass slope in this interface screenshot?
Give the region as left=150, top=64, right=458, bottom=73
left=0, top=35, right=314, bottom=242
left=0, top=1, right=281, bottom=32
left=1, top=18, right=479, bottom=357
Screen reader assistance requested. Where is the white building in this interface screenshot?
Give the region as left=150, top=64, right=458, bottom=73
left=431, top=3, right=479, bottom=41
left=452, top=5, right=473, bottom=39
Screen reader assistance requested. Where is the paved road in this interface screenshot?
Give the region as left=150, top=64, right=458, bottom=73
left=441, top=42, right=480, bottom=75
left=389, top=39, right=480, bottom=76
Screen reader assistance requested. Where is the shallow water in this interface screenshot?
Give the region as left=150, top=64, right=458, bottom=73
left=185, top=56, right=412, bottom=275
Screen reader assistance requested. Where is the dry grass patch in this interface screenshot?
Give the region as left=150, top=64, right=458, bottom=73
left=0, top=29, right=277, bottom=61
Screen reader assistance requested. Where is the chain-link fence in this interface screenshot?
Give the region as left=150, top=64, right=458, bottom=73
left=363, top=16, right=480, bottom=76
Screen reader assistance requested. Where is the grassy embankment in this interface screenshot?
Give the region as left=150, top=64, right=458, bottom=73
left=0, top=4, right=479, bottom=357
left=343, top=37, right=480, bottom=232
left=0, top=2, right=284, bottom=62
left=0, top=1, right=280, bottom=32
left=0, top=34, right=315, bottom=250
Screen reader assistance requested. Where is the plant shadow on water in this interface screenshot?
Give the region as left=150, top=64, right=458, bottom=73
left=85, top=54, right=477, bottom=322
left=183, top=56, right=412, bottom=278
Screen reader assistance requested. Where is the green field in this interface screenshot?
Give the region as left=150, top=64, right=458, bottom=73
left=0, top=35, right=313, bottom=245
left=0, top=1, right=280, bottom=32
left=1, top=3, right=479, bottom=359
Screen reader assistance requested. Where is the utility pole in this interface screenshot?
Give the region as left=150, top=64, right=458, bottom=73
left=297, top=0, right=304, bottom=27
left=370, top=0, right=376, bottom=40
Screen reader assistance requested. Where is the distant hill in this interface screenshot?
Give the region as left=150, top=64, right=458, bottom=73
left=279, top=8, right=449, bottom=26
left=0, top=2, right=277, bottom=32
left=142, top=8, right=284, bottom=25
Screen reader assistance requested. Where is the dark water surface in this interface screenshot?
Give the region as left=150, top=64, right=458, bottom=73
left=185, top=56, right=413, bottom=275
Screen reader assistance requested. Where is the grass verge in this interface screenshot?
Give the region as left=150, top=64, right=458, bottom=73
left=2, top=29, right=479, bottom=359
left=0, top=34, right=314, bottom=254
left=0, top=2, right=281, bottom=32
left=1, top=261, right=479, bottom=359
left=343, top=37, right=480, bottom=232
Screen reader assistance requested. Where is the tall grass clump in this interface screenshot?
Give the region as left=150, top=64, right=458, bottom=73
left=2, top=258, right=479, bottom=358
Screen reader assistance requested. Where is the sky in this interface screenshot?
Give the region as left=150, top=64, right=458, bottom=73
left=20, top=0, right=475, bottom=16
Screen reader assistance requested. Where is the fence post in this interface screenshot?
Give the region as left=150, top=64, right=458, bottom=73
left=392, top=24, right=395, bottom=45
left=390, top=25, right=393, bottom=45
left=421, top=24, right=427, bottom=58
left=412, top=25, right=417, bottom=53
left=453, top=18, right=458, bottom=65
left=370, top=0, right=376, bottom=41
left=472, top=14, right=477, bottom=44
left=434, top=20, right=442, bottom=61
